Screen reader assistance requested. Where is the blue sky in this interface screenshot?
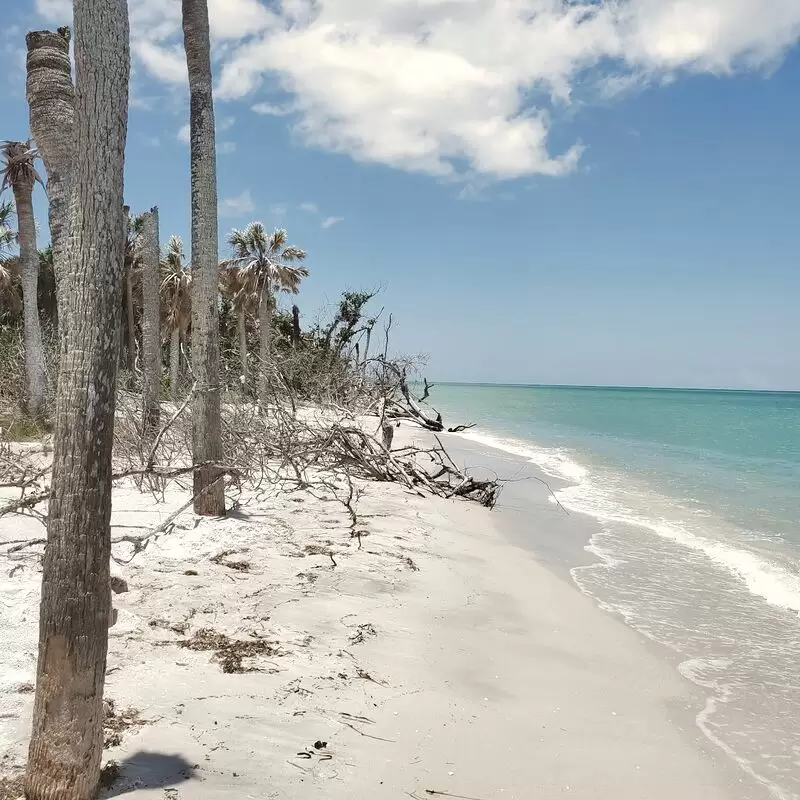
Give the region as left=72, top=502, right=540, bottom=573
left=2, top=1, right=800, bottom=390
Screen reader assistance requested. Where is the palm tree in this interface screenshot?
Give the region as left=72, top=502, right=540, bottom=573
left=122, top=210, right=144, bottom=377
left=183, top=0, right=225, bottom=516
left=24, top=0, right=130, bottom=795
left=222, top=223, right=308, bottom=407
left=2, top=140, right=47, bottom=419
left=160, top=234, right=192, bottom=396
left=139, top=207, right=160, bottom=434
left=218, top=260, right=256, bottom=391
left=26, top=28, right=74, bottom=328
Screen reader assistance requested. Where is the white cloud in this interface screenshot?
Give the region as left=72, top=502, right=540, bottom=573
left=218, top=116, right=236, bottom=132
left=34, top=0, right=71, bottom=22
left=299, top=202, right=318, bottom=213
left=320, top=216, right=344, bottom=229
left=220, top=190, right=256, bottom=217
left=252, top=102, right=293, bottom=116
left=208, top=0, right=276, bottom=40
left=218, top=141, right=237, bottom=154
left=217, top=0, right=800, bottom=180
left=133, top=40, right=188, bottom=85
left=269, top=203, right=288, bottom=219
left=44, top=0, right=800, bottom=182
left=177, top=123, right=190, bottom=144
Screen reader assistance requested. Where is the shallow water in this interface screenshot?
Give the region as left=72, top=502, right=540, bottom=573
left=431, top=383, right=800, bottom=800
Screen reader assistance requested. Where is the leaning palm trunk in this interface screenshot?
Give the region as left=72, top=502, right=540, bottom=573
left=26, top=28, right=74, bottom=330
left=257, top=283, right=272, bottom=407
left=12, top=173, right=47, bottom=419
left=183, top=0, right=225, bottom=516
left=24, top=0, right=130, bottom=796
left=170, top=327, right=180, bottom=396
left=139, top=206, right=160, bottom=434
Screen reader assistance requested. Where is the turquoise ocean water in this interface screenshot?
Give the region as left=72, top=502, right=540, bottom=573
left=431, top=384, right=800, bottom=799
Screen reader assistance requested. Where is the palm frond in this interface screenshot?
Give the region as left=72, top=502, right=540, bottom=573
left=1, top=140, right=45, bottom=193
left=0, top=200, right=17, bottom=263
left=0, top=199, right=14, bottom=227
left=159, top=234, right=192, bottom=335
left=275, top=264, right=310, bottom=295
left=222, top=221, right=309, bottom=311
left=281, top=245, right=306, bottom=262
left=267, top=228, right=287, bottom=255
left=0, top=256, right=21, bottom=318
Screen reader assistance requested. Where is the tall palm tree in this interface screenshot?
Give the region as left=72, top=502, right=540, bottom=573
left=160, top=234, right=192, bottom=396
left=139, top=206, right=160, bottom=433
left=122, top=210, right=144, bottom=376
left=26, top=27, right=74, bottom=329
left=183, top=0, right=225, bottom=516
left=24, top=0, right=130, bottom=795
left=222, top=223, right=308, bottom=407
left=218, top=260, right=256, bottom=391
left=2, top=140, right=47, bottom=419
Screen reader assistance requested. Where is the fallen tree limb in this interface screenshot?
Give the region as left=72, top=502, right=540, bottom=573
left=0, top=488, right=51, bottom=517
left=111, top=472, right=231, bottom=564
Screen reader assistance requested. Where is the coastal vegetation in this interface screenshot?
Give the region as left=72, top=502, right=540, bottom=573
left=0, top=2, right=495, bottom=796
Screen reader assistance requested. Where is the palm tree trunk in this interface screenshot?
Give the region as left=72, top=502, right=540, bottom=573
left=183, top=0, right=225, bottom=516
left=139, top=206, right=160, bottom=434
left=291, top=304, right=300, bottom=347
left=258, top=284, right=272, bottom=407
left=26, top=28, right=74, bottom=334
left=125, top=265, right=136, bottom=375
left=362, top=326, right=372, bottom=369
left=238, top=308, right=248, bottom=386
left=12, top=177, right=47, bottom=419
left=170, top=327, right=180, bottom=397
left=24, top=0, right=130, bottom=797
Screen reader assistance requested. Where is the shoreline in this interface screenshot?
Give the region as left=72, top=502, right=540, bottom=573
left=387, top=425, right=780, bottom=799
left=1, top=424, right=765, bottom=798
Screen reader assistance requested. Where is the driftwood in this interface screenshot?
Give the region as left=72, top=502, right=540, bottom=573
left=0, top=355, right=500, bottom=565
left=281, top=422, right=501, bottom=508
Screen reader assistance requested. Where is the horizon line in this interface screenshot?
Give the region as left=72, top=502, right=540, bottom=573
left=429, top=382, right=800, bottom=394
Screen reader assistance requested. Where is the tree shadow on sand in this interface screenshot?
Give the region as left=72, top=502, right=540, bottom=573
left=100, top=751, right=197, bottom=797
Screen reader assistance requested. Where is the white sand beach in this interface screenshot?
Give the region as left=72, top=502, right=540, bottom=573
left=0, top=426, right=762, bottom=799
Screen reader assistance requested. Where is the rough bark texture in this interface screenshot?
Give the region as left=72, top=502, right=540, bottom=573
left=122, top=204, right=136, bottom=379
left=24, top=0, right=130, bottom=797
left=183, top=0, right=225, bottom=516
left=170, top=327, right=180, bottom=397
left=12, top=174, right=48, bottom=419
left=238, top=308, right=248, bottom=383
left=139, top=206, right=160, bottom=434
left=363, top=326, right=372, bottom=366
left=257, top=284, right=272, bottom=408
left=26, top=28, right=75, bottom=332
left=125, top=264, right=136, bottom=373
left=291, top=304, right=300, bottom=347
